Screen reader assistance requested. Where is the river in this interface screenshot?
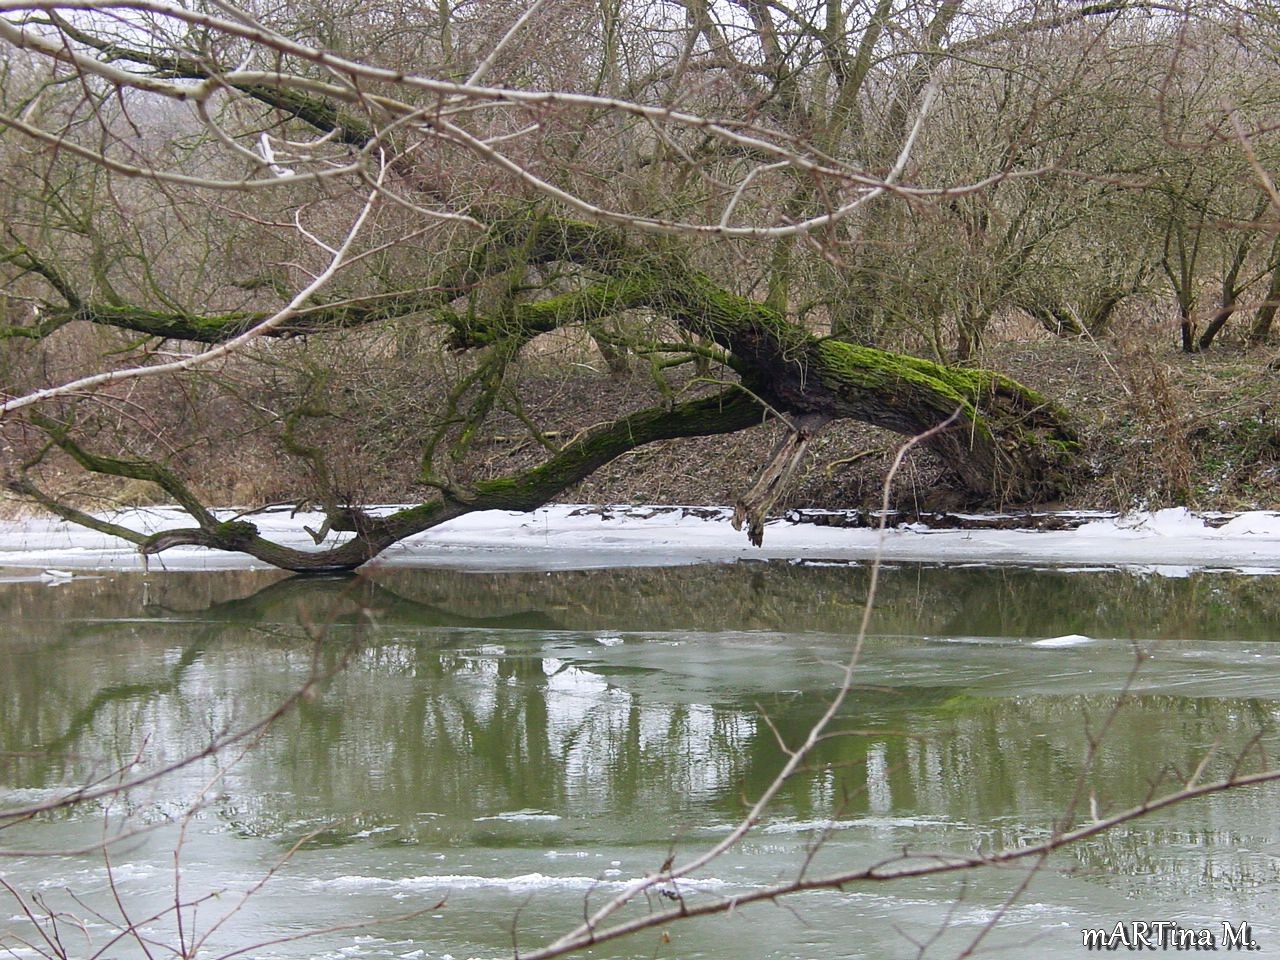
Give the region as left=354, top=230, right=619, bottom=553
left=2, top=561, right=1279, bottom=959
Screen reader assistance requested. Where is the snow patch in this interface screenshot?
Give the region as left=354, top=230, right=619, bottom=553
left=4, top=504, right=1280, bottom=573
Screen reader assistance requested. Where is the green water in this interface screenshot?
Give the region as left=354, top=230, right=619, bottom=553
left=2, top=563, right=1280, bottom=959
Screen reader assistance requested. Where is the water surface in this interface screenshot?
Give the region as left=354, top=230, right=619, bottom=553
left=2, top=563, right=1279, bottom=959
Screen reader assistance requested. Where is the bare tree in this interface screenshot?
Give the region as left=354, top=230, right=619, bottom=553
left=3, top=6, right=1280, bottom=958
left=1, top=0, right=1146, bottom=571
left=0, top=0, right=1272, bottom=568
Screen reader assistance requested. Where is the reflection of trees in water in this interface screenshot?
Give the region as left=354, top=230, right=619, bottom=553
left=369, top=563, right=1280, bottom=641
left=5, top=561, right=1280, bottom=639
left=1, top=569, right=1278, bottom=878
left=0, top=573, right=559, bottom=790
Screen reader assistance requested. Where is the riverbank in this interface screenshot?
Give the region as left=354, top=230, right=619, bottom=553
left=4, top=503, right=1280, bottom=574
left=7, top=334, right=1280, bottom=521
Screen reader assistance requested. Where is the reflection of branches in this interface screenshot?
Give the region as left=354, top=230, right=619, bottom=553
left=530, top=764, right=1280, bottom=959
left=0, top=571, right=563, bottom=812
left=169, top=570, right=564, bottom=631
left=955, top=644, right=1147, bottom=958
left=0, top=569, right=440, bottom=959
left=0, top=598, right=367, bottom=827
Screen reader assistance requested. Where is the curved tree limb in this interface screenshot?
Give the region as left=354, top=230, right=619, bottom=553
left=447, top=217, right=1079, bottom=502
left=121, top=388, right=764, bottom=571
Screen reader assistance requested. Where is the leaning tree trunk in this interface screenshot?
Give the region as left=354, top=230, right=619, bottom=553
left=453, top=234, right=1081, bottom=513
left=622, top=246, right=1077, bottom=505
left=11, top=216, right=1079, bottom=573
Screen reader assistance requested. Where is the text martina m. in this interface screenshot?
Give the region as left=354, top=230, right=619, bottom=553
left=1082, top=921, right=1259, bottom=951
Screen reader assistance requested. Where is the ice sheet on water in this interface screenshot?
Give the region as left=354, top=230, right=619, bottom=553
left=1029, top=634, right=1094, bottom=648
left=306, top=872, right=730, bottom=893
left=472, top=809, right=561, bottom=822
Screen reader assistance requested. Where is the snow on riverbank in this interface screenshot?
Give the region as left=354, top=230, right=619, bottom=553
left=2, top=504, right=1280, bottom=574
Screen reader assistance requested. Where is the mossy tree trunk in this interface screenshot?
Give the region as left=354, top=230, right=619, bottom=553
left=8, top=217, right=1079, bottom=572
left=14, top=389, right=764, bottom=572
left=451, top=219, right=1078, bottom=504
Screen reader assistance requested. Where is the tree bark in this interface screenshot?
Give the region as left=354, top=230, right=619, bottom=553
left=1249, top=258, right=1280, bottom=345
left=505, top=220, right=1079, bottom=503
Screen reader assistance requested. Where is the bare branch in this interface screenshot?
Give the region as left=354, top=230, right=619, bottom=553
left=1, top=158, right=389, bottom=417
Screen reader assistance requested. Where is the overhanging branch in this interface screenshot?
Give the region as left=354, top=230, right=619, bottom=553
left=120, top=387, right=765, bottom=571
